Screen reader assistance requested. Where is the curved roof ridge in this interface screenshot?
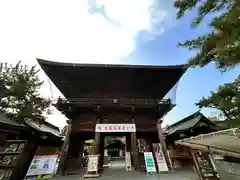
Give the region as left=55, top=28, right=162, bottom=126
left=37, top=58, right=188, bottom=69
left=166, top=111, right=201, bottom=130
left=37, top=58, right=188, bottom=100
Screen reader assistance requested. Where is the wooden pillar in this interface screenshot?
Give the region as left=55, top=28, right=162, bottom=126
left=144, top=138, right=151, bottom=152
left=10, top=135, right=39, bottom=180
left=79, top=139, right=85, bottom=157
left=126, top=134, right=131, bottom=152
left=58, top=120, right=72, bottom=176
left=131, top=117, right=139, bottom=170
left=95, top=117, right=101, bottom=155
left=78, top=139, right=85, bottom=167
left=190, top=150, right=203, bottom=179
left=99, top=134, right=105, bottom=169
left=156, top=119, right=172, bottom=172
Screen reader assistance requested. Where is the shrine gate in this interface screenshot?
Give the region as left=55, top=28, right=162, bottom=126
left=37, top=58, right=187, bottom=175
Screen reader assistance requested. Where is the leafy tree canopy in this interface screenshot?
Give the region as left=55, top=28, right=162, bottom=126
left=197, top=75, right=240, bottom=121
left=174, top=0, right=240, bottom=123
left=0, top=62, right=51, bottom=124
left=174, top=0, right=240, bottom=70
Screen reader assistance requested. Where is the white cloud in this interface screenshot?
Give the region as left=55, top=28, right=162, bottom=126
left=0, top=0, right=175, bottom=128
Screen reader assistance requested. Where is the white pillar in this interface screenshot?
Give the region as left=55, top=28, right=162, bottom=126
left=104, top=149, right=108, bottom=156
left=120, top=149, right=123, bottom=157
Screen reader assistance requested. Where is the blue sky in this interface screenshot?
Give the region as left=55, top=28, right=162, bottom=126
left=118, top=2, right=240, bottom=125
left=0, top=0, right=239, bottom=127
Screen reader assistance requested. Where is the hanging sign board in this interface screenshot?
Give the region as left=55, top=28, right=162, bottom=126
left=95, top=124, right=136, bottom=133
left=144, top=152, right=157, bottom=174
left=125, top=152, right=132, bottom=171
left=25, top=155, right=58, bottom=180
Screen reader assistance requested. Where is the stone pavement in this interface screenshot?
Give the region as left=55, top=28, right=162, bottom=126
left=53, top=159, right=197, bottom=180
left=53, top=168, right=197, bottom=180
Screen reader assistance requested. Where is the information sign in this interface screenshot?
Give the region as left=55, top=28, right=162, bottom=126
left=25, top=155, right=58, bottom=179
left=87, top=155, right=99, bottom=172
left=144, top=152, right=156, bottom=174
left=155, top=151, right=168, bottom=173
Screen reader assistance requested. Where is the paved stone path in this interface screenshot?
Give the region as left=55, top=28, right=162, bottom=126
left=53, top=168, right=197, bottom=180
left=53, top=159, right=197, bottom=180
left=94, top=168, right=196, bottom=180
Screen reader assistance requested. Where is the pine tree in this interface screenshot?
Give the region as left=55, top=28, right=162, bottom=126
left=0, top=62, right=51, bottom=124
left=174, top=0, right=240, bottom=70
left=174, top=0, right=240, bottom=122
left=197, top=75, right=240, bottom=121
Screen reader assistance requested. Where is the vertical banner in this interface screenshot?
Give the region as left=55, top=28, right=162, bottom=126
left=155, top=143, right=169, bottom=173
left=155, top=151, right=169, bottom=173
left=144, top=152, right=156, bottom=174
left=25, top=155, right=58, bottom=179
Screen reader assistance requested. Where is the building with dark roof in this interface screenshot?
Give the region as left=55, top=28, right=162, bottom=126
left=37, top=58, right=188, bottom=174
left=164, top=111, right=220, bottom=140
left=164, top=111, right=220, bottom=170
left=0, top=112, right=63, bottom=179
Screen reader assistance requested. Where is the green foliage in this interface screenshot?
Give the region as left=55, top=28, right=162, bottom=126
left=197, top=75, right=240, bottom=121
left=85, top=139, right=97, bottom=155
left=174, top=0, right=240, bottom=70
left=0, top=62, right=51, bottom=124
left=174, top=0, right=240, bottom=123
left=90, top=141, right=97, bottom=151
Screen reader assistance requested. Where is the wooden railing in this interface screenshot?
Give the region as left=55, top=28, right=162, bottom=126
left=0, top=140, right=27, bottom=179
left=58, top=97, right=173, bottom=108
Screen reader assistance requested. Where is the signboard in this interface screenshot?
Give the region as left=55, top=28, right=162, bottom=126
left=95, top=124, right=136, bottom=132
left=25, top=155, right=58, bottom=180
left=125, top=152, right=132, bottom=171
left=155, top=151, right=168, bottom=173
left=87, top=155, right=99, bottom=172
left=144, top=152, right=156, bottom=174
left=84, top=155, right=100, bottom=178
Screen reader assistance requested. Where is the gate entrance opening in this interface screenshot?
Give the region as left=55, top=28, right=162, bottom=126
left=95, top=124, right=137, bottom=172
left=104, top=136, right=126, bottom=170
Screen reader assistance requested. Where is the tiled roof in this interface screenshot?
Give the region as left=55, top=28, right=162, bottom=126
left=0, top=113, right=26, bottom=128
left=37, top=58, right=187, bottom=100
left=164, top=111, right=219, bottom=135
left=0, top=112, right=61, bottom=138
